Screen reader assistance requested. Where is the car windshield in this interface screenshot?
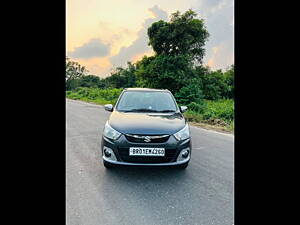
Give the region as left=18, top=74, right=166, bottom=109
left=116, top=91, right=178, bottom=112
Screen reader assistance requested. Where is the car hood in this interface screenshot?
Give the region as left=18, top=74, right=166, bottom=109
left=108, top=111, right=186, bottom=135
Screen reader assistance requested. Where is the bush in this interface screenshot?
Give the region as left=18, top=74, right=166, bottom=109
left=187, top=101, right=206, bottom=113
left=202, top=99, right=234, bottom=123
left=185, top=99, right=234, bottom=128
left=175, top=82, right=204, bottom=105
left=66, top=87, right=123, bottom=105
left=195, top=66, right=234, bottom=100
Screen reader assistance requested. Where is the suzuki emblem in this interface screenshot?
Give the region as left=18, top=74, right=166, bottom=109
left=144, top=136, right=151, bottom=142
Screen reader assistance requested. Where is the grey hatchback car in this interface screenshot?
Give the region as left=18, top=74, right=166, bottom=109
left=101, top=88, right=191, bottom=169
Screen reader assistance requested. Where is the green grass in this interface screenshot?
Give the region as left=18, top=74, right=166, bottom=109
left=66, top=87, right=234, bottom=132
left=66, top=87, right=122, bottom=105
left=184, top=99, right=234, bottom=132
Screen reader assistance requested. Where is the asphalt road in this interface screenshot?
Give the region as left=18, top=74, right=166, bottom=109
left=66, top=99, right=234, bottom=225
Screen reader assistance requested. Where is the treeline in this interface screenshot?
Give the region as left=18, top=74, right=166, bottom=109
left=66, top=59, right=234, bottom=102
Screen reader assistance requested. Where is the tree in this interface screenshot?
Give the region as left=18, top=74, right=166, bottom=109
left=175, top=81, right=204, bottom=105
left=195, top=66, right=234, bottom=100
left=197, top=69, right=226, bottom=100
left=223, top=65, right=234, bottom=99
left=136, top=54, right=195, bottom=94
left=78, top=75, right=102, bottom=88
left=102, top=62, right=137, bottom=88
left=66, top=57, right=88, bottom=90
left=148, top=9, right=209, bottom=63
left=136, top=9, right=209, bottom=95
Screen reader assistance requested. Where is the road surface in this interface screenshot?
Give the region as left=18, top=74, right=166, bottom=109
left=66, top=99, right=234, bottom=225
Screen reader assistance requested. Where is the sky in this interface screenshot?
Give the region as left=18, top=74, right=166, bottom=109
left=66, top=0, right=234, bottom=77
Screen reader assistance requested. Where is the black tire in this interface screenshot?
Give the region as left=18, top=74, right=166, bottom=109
left=103, top=160, right=114, bottom=169
left=177, top=162, right=189, bottom=169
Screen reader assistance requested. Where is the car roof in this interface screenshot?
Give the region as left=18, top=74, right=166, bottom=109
left=123, top=88, right=170, bottom=92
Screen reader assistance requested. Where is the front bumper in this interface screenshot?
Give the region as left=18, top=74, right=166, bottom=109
left=103, top=157, right=190, bottom=166
left=101, top=134, right=192, bottom=166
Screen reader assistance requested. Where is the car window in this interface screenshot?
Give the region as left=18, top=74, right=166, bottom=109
left=116, top=91, right=177, bottom=112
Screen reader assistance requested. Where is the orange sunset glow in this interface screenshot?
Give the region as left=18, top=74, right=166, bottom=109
left=67, top=0, right=234, bottom=77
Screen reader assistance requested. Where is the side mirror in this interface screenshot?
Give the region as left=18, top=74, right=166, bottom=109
left=104, top=104, right=113, bottom=112
left=180, top=106, right=188, bottom=113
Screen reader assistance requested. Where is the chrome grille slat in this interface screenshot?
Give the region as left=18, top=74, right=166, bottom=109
left=125, top=134, right=170, bottom=143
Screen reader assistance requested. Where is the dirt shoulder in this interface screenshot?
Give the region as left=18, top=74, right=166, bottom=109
left=188, top=121, right=233, bottom=134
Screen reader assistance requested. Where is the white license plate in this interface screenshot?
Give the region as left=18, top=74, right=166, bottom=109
left=129, top=147, right=165, bottom=156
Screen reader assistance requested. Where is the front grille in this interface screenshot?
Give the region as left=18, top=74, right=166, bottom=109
left=125, top=134, right=170, bottom=143
left=118, top=147, right=177, bottom=163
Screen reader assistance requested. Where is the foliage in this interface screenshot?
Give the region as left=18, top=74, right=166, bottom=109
left=175, top=81, right=204, bottom=105
left=148, top=9, right=209, bottom=63
left=223, top=65, right=234, bottom=99
left=184, top=99, right=234, bottom=130
left=202, top=99, right=234, bottom=123
left=195, top=66, right=234, bottom=100
left=187, top=101, right=206, bottom=114
left=136, top=9, right=210, bottom=94
left=136, top=54, right=195, bottom=94
left=65, top=57, right=89, bottom=90
left=103, top=62, right=137, bottom=88
left=66, top=87, right=122, bottom=105
left=77, top=75, right=102, bottom=88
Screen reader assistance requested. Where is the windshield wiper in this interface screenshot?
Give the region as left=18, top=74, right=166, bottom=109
left=156, top=110, right=176, bottom=113
left=122, top=108, right=159, bottom=112
left=121, top=108, right=176, bottom=113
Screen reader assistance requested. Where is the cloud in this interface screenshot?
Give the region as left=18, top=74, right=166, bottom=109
left=108, top=1, right=234, bottom=71
left=206, top=42, right=233, bottom=70
left=74, top=57, right=113, bottom=78
left=97, top=20, right=137, bottom=56
left=66, top=1, right=233, bottom=75
left=68, top=38, right=110, bottom=59
left=191, top=0, right=234, bottom=70
left=109, top=5, right=168, bottom=67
